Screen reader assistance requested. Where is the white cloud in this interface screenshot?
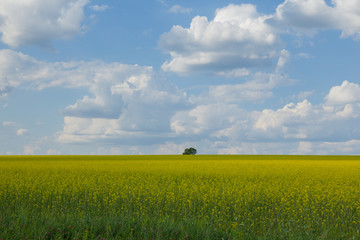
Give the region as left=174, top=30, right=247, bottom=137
left=62, top=65, right=157, bottom=119
left=60, top=66, right=186, bottom=138
left=255, top=100, right=313, bottom=131
left=90, top=5, right=108, bottom=12
left=0, top=49, right=187, bottom=144
left=0, top=49, right=160, bottom=98
left=159, top=4, right=280, bottom=75
left=0, top=49, right=58, bottom=96
left=325, top=80, right=360, bottom=105
left=159, top=0, right=360, bottom=77
left=0, top=49, right=94, bottom=96
left=276, top=49, right=290, bottom=71
left=273, top=0, right=336, bottom=30
left=252, top=84, right=360, bottom=141
left=169, top=81, right=360, bottom=153
left=59, top=72, right=187, bottom=143
left=169, top=5, right=192, bottom=14
left=335, top=104, right=356, bottom=118
left=0, top=0, right=89, bottom=48
left=334, top=0, right=360, bottom=38
left=169, top=51, right=296, bottom=143
left=16, top=128, right=28, bottom=136
left=272, top=0, right=360, bottom=39
left=55, top=65, right=186, bottom=143
left=58, top=117, right=114, bottom=143
left=192, top=52, right=292, bottom=105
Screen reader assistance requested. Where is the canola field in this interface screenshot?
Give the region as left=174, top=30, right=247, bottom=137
left=1, top=155, right=360, bottom=239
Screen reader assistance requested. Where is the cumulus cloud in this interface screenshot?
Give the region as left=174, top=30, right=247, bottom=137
left=0, top=0, right=89, bottom=48
left=272, top=0, right=360, bottom=38
left=325, top=80, right=360, bottom=105
left=62, top=65, right=158, bottom=119
left=170, top=50, right=295, bottom=142
left=255, top=100, right=313, bottom=131
left=159, top=4, right=280, bottom=75
left=272, top=0, right=337, bottom=30
left=0, top=49, right=187, bottom=144
left=169, top=81, right=360, bottom=152
left=60, top=71, right=187, bottom=140
left=250, top=84, right=360, bottom=142
left=160, top=1, right=360, bottom=76
left=58, top=73, right=187, bottom=143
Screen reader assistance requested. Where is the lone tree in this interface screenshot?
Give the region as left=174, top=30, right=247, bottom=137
left=183, top=147, right=197, bottom=155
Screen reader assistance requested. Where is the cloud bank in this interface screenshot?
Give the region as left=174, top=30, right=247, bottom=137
left=0, top=50, right=187, bottom=145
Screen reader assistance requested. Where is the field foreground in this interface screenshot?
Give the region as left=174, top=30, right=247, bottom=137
left=1, top=155, right=360, bottom=239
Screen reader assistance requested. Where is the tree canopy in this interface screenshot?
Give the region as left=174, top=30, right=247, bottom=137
left=183, top=147, right=197, bottom=155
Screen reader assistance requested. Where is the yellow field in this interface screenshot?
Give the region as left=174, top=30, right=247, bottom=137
left=0, top=155, right=360, bottom=239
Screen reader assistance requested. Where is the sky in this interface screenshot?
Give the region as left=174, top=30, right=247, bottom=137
left=1, top=0, right=360, bottom=155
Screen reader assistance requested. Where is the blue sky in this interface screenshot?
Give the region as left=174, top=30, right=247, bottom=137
left=1, top=0, right=360, bottom=155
